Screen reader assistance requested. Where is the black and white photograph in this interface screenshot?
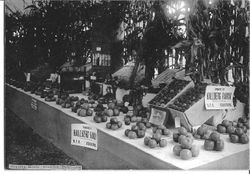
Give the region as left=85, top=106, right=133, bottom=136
left=3, top=0, right=250, bottom=171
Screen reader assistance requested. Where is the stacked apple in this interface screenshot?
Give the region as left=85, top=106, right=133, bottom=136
left=217, top=118, right=249, bottom=144
left=98, top=102, right=120, bottom=117
left=133, top=105, right=151, bottom=118
left=144, top=133, right=168, bottom=148
left=124, top=115, right=143, bottom=125
left=45, top=91, right=56, bottom=102
left=124, top=124, right=146, bottom=139
left=71, top=98, right=88, bottom=112
left=172, top=127, right=200, bottom=160
left=217, top=118, right=248, bottom=134
left=192, top=124, right=216, bottom=140
left=204, top=132, right=224, bottom=151
left=152, top=125, right=171, bottom=136
left=173, top=127, right=194, bottom=143
left=77, top=103, right=94, bottom=117
left=93, top=103, right=106, bottom=112
left=93, top=112, right=108, bottom=123
left=106, top=118, right=123, bottom=130
left=168, top=83, right=207, bottom=112
left=149, top=79, right=190, bottom=107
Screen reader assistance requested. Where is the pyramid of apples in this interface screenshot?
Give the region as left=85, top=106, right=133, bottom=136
left=173, top=127, right=200, bottom=160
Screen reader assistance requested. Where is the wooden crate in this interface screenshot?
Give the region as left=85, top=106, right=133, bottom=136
left=168, top=97, right=224, bottom=131
left=148, top=80, right=194, bottom=126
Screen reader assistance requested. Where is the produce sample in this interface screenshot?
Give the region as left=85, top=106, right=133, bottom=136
left=172, top=127, right=200, bottom=160
left=125, top=124, right=146, bottom=139
left=216, top=118, right=249, bottom=144
left=93, top=112, right=108, bottom=123
left=192, top=124, right=216, bottom=140
left=203, top=131, right=224, bottom=151
left=149, top=79, right=190, bottom=107
left=152, top=125, right=171, bottom=136
left=168, top=83, right=207, bottom=112
left=106, top=118, right=123, bottom=130
left=143, top=134, right=168, bottom=148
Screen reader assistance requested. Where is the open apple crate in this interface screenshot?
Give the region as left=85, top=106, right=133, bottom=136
left=167, top=83, right=224, bottom=132
left=148, top=79, right=195, bottom=126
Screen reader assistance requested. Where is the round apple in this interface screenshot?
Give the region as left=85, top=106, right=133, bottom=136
left=240, top=134, right=249, bottom=144
left=204, top=139, right=215, bottom=151
left=210, top=132, right=220, bottom=142
left=230, top=134, right=239, bottom=143
left=214, top=139, right=224, bottom=151
left=173, top=144, right=182, bottom=156
left=137, top=130, right=146, bottom=138
left=180, top=137, right=193, bottom=149
left=180, top=149, right=192, bottom=160
left=217, top=124, right=227, bottom=134
left=144, top=136, right=151, bottom=146
left=235, top=128, right=244, bottom=136
left=178, top=127, right=188, bottom=135
left=106, top=122, right=112, bottom=129
left=111, top=124, right=119, bottom=130
left=173, top=133, right=180, bottom=143
left=148, top=139, right=157, bottom=148
left=226, top=126, right=235, bottom=134
left=128, top=131, right=137, bottom=139
left=159, top=139, right=167, bottom=147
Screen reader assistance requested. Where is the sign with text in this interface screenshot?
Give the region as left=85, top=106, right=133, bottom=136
left=205, top=86, right=235, bottom=110
left=31, top=98, right=38, bottom=111
left=149, top=107, right=167, bottom=126
left=71, top=124, right=98, bottom=150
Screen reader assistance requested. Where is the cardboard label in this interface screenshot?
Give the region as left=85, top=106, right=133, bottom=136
left=71, top=124, right=98, bottom=150
left=26, top=73, right=31, bottom=82
left=175, top=117, right=181, bottom=128
left=149, top=107, right=167, bottom=126
left=58, top=75, right=61, bottom=84
left=31, top=98, right=38, bottom=111
left=205, top=86, right=235, bottom=110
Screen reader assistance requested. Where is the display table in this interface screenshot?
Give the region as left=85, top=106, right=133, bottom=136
left=5, top=84, right=249, bottom=170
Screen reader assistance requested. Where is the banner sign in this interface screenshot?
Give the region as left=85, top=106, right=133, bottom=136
left=31, top=98, right=38, bottom=111
left=71, top=124, right=98, bottom=150
left=205, top=86, right=235, bottom=110
left=149, top=107, right=167, bottom=126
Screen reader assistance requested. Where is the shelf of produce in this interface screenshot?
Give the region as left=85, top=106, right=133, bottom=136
left=5, top=84, right=249, bottom=170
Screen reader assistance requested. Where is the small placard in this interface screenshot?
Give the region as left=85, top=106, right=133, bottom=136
left=71, top=124, right=98, bottom=150
left=26, top=73, right=31, bottom=82
left=205, top=86, right=235, bottom=110
left=175, top=117, right=181, bottom=128
left=31, top=98, right=38, bottom=111
left=149, top=107, right=167, bottom=126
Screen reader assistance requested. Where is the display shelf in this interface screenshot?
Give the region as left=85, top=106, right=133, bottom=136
left=5, top=84, right=249, bottom=170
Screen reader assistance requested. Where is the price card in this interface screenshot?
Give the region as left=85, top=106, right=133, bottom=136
left=149, top=107, right=167, bottom=126
left=71, top=124, right=98, bottom=150
left=31, top=98, right=38, bottom=111
left=26, top=73, right=31, bottom=82
left=205, top=86, right=235, bottom=110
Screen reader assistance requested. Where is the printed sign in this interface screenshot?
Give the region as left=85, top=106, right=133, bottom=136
left=71, top=124, right=98, bottom=150
left=149, top=107, right=167, bottom=126
left=31, top=98, right=38, bottom=111
left=205, top=86, right=235, bottom=110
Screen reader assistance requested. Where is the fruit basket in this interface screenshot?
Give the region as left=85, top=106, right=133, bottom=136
left=148, top=78, right=194, bottom=126
left=167, top=83, right=223, bottom=131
